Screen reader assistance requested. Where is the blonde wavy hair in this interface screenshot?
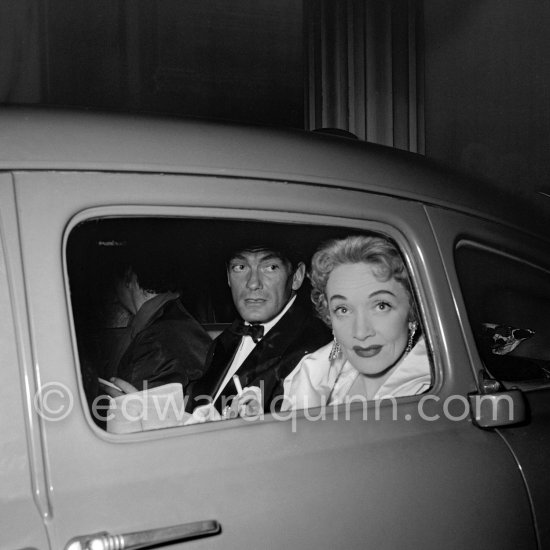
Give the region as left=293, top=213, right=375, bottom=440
left=310, top=235, right=416, bottom=326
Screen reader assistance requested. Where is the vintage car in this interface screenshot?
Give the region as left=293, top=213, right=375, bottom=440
left=1, top=107, right=549, bottom=549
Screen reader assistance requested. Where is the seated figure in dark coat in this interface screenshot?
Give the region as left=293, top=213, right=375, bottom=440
left=106, top=251, right=212, bottom=393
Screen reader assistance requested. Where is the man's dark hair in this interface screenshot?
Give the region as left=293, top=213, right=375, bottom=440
left=225, top=243, right=300, bottom=272
left=115, top=245, right=180, bottom=294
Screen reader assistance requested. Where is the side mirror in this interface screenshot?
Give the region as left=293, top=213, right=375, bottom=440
left=468, top=389, right=528, bottom=429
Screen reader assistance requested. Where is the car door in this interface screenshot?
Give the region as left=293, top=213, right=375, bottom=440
left=0, top=176, right=52, bottom=549
left=427, top=205, right=550, bottom=550
left=12, top=170, right=537, bottom=549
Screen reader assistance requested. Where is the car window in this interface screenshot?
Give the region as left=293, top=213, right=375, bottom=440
left=66, top=217, right=432, bottom=432
left=455, top=241, right=550, bottom=385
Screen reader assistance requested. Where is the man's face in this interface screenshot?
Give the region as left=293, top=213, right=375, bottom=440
left=227, top=249, right=305, bottom=323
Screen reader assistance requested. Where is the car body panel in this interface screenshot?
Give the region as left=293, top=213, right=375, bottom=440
left=4, top=168, right=538, bottom=548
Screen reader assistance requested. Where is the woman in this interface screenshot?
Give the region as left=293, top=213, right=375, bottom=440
left=282, top=235, right=431, bottom=410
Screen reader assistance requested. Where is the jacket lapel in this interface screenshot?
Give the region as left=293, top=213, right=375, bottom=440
left=236, top=302, right=308, bottom=387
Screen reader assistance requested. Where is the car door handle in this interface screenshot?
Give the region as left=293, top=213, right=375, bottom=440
left=65, top=519, right=221, bottom=550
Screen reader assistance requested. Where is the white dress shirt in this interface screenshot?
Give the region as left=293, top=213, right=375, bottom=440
left=213, top=294, right=297, bottom=403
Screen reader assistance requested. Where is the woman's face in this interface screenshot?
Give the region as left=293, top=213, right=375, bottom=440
left=326, top=262, right=411, bottom=377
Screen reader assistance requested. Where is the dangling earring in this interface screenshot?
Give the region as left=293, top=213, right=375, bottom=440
left=406, top=321, right=418, bottom=353
left=329, top=336, right=342, bottom=361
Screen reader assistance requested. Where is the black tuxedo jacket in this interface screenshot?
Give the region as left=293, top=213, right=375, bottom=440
left=187, top=301, right=331, bottom=413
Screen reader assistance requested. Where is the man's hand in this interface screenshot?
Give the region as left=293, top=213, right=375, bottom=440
left=185, top=403, right=222, bottom=424
left=236, top=386, right=262, bottom=419
left=98, top=377, right=138, bottom=398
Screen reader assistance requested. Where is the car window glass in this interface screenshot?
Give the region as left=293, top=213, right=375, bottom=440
left=66, top=217, right=431, bottom=432
left=455, top=242, right=550, bottom=385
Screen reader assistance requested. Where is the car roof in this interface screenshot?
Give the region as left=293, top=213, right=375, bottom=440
left=0, top=107, right=547, bottom=239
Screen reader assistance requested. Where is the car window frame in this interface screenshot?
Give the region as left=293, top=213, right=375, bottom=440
left=63, top=204, right=443, bottom=439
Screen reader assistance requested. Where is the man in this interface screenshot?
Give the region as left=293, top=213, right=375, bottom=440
left=104, top=250, right=212, bottom=393
left=186, top=242, right=331, bottom=416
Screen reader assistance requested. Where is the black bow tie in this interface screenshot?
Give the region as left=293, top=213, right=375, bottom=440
left=232, top=321, right=264, bottom=343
